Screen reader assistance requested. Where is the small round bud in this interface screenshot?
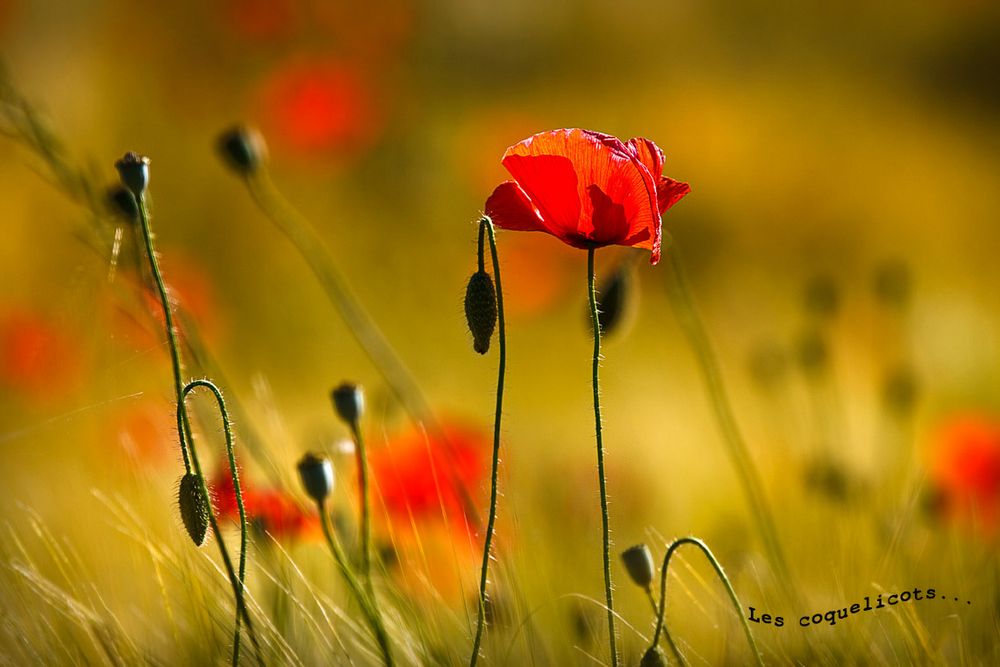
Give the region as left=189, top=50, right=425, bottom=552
left=640, top=646, right=668, bottom=667
left=217, top=125, right=267, bottom=175
left=297, top=452, right=335, bottom=504
left=331, top=382, right=364, bottom=425
left=464, top=270, right=497, bottom=354
left=621, top=544, right=656, bottom=589
left=178, top=473, right=211, bottom=546
left=107, top=185, right=139, bottom=221
left=114, top=152, right=150, bottom=198
left=594, top=264, right=635, bottom=336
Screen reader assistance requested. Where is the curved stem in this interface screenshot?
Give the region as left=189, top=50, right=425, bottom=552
left=470, top=217, right=507, bottom=666
left=318, top=503, right=395, bottom=666
left=243, top=172, right=480, bottom=527
left=176, top=384, right=263, bottom=667
left=136, top=195, right=192, bottom=473
left=650, top=537, right=763, bottom=667
left=663, top=236, right=791, bottom=591
left=588, top=247, right=618, bottom=667
left=644, top=588, right=685, bottom=666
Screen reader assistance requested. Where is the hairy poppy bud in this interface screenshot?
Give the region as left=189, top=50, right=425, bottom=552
left=114, top=152, right=150, bottom=198
left=217, top=125, right=267, bottom=175
left=640, top=646, right=668, bottom=667
left=331, top=382, right=364, bottom=425
left=107, top=186, right=139, bottom=221
left=594, top=264, right=634, bottom=336
left=297, top=452, right=335, bottom=504
left=178, top=473, right=211, bottom=546
left=464, top=270, right=497, bottom=354
left=621, top=544, right=656, bottom=589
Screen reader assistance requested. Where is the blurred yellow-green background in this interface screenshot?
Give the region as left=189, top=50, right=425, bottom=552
left=2, top=1, right=1000, bottom=664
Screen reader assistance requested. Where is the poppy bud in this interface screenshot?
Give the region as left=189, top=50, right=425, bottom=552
left=464, top=270, right=497, bottom=354
left=594, top=264, right=634, bottom=336
left=178, top=473, right=211, bottom=546
left=107, top=186, right=139, bottom=221
left=640, top=646, right=668, bottom=667
left=297, top=452, right=335, bottom=504
left=114, top=152, right=150, bottom=199
left=331, top=382, right=364, bottom=425
left=217, top=125, right=267, bottom=175
left=621, top=544, right=656, bottom=589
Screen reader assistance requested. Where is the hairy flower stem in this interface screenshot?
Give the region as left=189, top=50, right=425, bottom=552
left=644, top=588, right=685, bottom=666
left=663, top=236, right=792, bottom=594
left=588, top=248, right=618, bottom=667
left=649, top=537, right=763, bottom=667
left=136, top=196, right=193, bottom=473
left=347, top=420, right=375, bottom=595
left=318, top=503, right=394, bottom=666
left=470, top=217, right=507, bottom=667
left=177, top=381, right=262, bottom=667
left=243, top=172, right=480, bottom=526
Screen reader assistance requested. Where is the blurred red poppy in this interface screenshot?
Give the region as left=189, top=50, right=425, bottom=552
left=0, top=309, right=81, bottom=401
left=211, top=462, right=319, bottom=541
left=369, top=422, right=489, bottom=539
left=257, top=57, right=380, bottom=159
left=930, top=414, right=1000, bottom=537
left=485, top=129, right=690, bottom=264
left=107, top=399, right=175, bottom=468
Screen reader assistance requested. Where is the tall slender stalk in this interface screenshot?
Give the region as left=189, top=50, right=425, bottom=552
left=176, top=382, right=263, bottom=666
left=663, top=236, right=791, bottom=590
left=587, top=247, right=618, bottom=667
left=649, top=537, right=763, bottom=667
left=470, top=217, right=507, bottom=666
left=643, top=588, right=685, bottom=666
left=349, top=420, right=375, bottom=592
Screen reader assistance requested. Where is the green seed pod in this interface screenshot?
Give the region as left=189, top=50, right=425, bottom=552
left=331, top=382, right=364, bottom=425
left=217, top=125, right=267, bottom=175
left=464, top=270, right=497, bottom=354
left=178, top=473, right=211, bottom=546
left=297, top=452, right=335, bottom=504
left=621, top=544, right=656, bottom=589
left=107, top=185, right=139, bottom=221
left=114, top=152, right=150, bottom=199
left=640, top=646, right=668, bottom=667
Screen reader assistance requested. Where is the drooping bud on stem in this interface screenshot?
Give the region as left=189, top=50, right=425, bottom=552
left=107, top=185, right=139, bottom=221
left=331, top=382, right=364, bottom=426
left=178, top=473, right=211, bottom=546
left=621, top=544, right=656, bottom=589
left=640, top=646, right=668, bottom=667
left=114, top=152, right=150, bottom=199
left=465, top=270, right=497, bottom=354
left=217, top=125, right=267, bottom=176
left=297, top=452, right=335, bottom=504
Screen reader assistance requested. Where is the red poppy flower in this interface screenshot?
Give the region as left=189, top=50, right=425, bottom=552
left=0, top=309, right=81, bottom=401
left=210, top=462, right=318, bottom=541
left=369, top=422, right=489, bottom=539
left=484, top=129, right=690, bottom=264
left=930, top=414, right=1000, bottom=537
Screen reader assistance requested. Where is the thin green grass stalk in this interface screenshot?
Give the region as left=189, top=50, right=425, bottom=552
left=470, top=216, right=507, bottom=666
left=179, top=380, right=256, bottom=667
left=643, top=588, right=685, bottom=666
left=241, top=172, right=480, bottom=526
left=348, top=421, right=375, bottom=591
left=317, top=503, right=395, bottom=666
left=587, top=247, right=618, bottom=667
left=649, top=537, right=763, bottom=667
left=663, top=235, right=792, bottom=592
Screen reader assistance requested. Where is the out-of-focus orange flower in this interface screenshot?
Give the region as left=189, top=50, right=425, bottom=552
left=370, top=422, right=489, bottom=541
left=930, top=414, right=1000, bottom=537
left=485, top=129, right=690, bottom=264
left=0, top=309, right=81, bottom=401
left=211, top=462, right=319, bottom=541
left=256, top=57, right=381, bottom=159
left=107, top=399, right=175, bottom=468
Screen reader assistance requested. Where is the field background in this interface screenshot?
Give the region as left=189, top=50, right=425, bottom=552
left=1, top=1, right=999, bottom=664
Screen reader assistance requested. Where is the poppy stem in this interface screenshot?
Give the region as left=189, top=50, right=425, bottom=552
left=135, top=195, right=193, bottom=474
left=649, top=537, right=763, bottom=667
left=347, top=419, right=375, bottom=596
left=242, top=172, right=481, bottom=527
left=470, top=216, right=506, bottom=667
left=644, top=587, right=686, bottom=666
left=588, top=247, right=619, bottom=667
left=663, top=235, right=793, bottom=595
left=177, top=380, right=263, bottom=667
left=317, top=503, right=395, bottom=667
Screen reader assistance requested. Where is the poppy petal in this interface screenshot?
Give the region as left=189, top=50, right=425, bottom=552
left=627, top=137, right=664, bottom=181
left=485, top=181, right=548, bottom=233
left=657, top=177, right=691, bottom=214
left=500, top=152, right=581, bottom=236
